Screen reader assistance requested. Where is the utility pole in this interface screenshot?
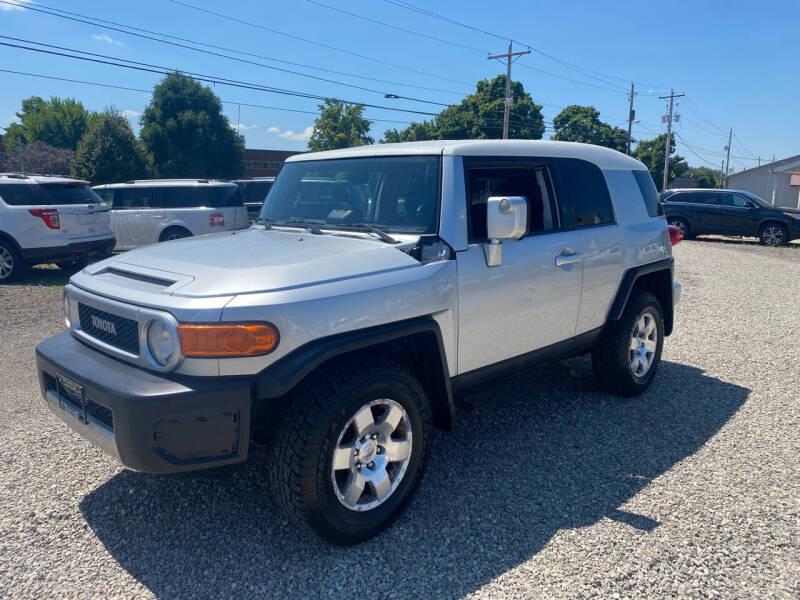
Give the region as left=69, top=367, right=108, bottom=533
left=626, top=83, right=637, bottom=155
left=18, top=136, right=23, bottom=173
left=659, top=89, right=684, bottom=190
left=488, top=41, right=530, bottom=139
left=723, top=128, right=732, bottom=188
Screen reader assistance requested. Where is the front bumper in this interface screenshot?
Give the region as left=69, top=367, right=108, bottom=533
left=36, top=332, right=251, bottom=474
left=21, top=236, right=116, bottom=264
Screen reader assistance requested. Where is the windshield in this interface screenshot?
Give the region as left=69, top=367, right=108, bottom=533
left=260, top=156, right=440, bottom=234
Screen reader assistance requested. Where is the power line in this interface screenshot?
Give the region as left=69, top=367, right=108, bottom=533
left=682, top=96, right=725, bottom=132
left=166, top=0, right=472, bottom=87
left=0, top=68, right=415, bottom=124
left=0, top=37, right=442, bottom=117
left=0, top=0, right=451, bottom=107
left=674, top=132, right=723, bottom=168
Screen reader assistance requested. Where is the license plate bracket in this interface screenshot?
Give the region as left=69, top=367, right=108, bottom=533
left=56, top=374, right=87, bottom=424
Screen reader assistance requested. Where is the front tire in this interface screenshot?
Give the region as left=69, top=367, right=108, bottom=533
left=758, top=223, right=787, bottom=246
left=0, top=241, right=27, bottom=283
left=268, top=358, right=432, bottom=545
left=592, top=290, right=665, bottom=397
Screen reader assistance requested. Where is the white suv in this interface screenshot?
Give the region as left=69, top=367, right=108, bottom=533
left=92, top=179, right=250, bottom=250
left=0, top=173, right=115, bottom=282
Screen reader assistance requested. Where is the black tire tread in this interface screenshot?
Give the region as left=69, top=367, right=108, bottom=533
left=0, top=241, right=26, bottom=283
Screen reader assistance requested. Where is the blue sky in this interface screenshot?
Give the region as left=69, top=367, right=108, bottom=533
left=1, top=0, right=798, bottom=172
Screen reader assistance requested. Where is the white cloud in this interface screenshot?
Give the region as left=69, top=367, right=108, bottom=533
left=231, top=123, right=258, bottom=131
left=267, top=125, right=313, bottom=141
left=92, top=33, right=124, bottom=46
left=121, top=109, right=141, bottom=119
left=1, top=0, right=32, bottom=12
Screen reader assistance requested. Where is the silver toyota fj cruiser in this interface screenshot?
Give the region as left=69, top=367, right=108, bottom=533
left=36, top=140, right=681, bottom=544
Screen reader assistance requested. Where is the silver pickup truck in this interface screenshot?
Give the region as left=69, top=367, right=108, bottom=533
left=36, top=140, right=681, bottom=544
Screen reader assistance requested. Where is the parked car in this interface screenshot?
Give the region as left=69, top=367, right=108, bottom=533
left=235, top=177, right=275, bottom=222
left=92, top=179, right=249, bottom=250
left=660, top=188, right=800, bottom=246
left=36, top=140, right=681, bottom=544
left=0, top=173, right=115, bottom=282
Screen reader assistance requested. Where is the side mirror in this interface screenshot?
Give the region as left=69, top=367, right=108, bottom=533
left=484, top=196, right=527, bottom=267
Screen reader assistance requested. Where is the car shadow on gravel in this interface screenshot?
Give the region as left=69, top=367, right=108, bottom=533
left=79, top=358, right=748, bottom=599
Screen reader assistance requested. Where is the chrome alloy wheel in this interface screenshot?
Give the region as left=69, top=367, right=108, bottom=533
left=0, top=246, right=13, bottom=280
left=331, top=398, right=413, bottom=512
left=762, top=226, right=784, bottom=246
left=629, top=310, right=658, bottom=378
left=668, top=218, right=687, bottom=235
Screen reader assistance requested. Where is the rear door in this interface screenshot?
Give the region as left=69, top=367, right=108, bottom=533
left=39, top=183, right=111, bottom=241
left=114, top=187, right=156, bottom=248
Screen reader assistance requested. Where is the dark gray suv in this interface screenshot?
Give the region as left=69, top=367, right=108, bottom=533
left=660, top=188, right=800, bottom=246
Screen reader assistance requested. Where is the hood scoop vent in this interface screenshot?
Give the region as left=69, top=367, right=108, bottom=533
left=102, top=267, right=176, bottom=288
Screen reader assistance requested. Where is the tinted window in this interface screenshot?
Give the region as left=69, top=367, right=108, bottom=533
left=671, top=192, right=706, bottom=204
left=151, top=186, right=239, bottom=209
left=263, top=156, right=440, bottom=234
left=0, top=183, right=46, bottom=206
left=241, top=181, right=273, bottom=204
left=40, top=183, right=103, bottom=205
left=557, top=159, right=614, bottom=228
left=465, top=162, right=557, bottom=242
left=93, top=189, right=115, bottom=206
left=715, top=193, right=750, bottom=208
left=632, top=170, right=662, bottom=217
left=115, top=188, right=152, bottom=209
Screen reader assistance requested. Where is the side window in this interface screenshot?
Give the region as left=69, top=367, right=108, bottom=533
left=729, top=194, right=751, bottom=208
left=94, top=189, right=115, bottom=206
left=465, top=161, right=557, bottom=243
left=556, top=159, right=614, bottom=229
left=118, top=188, right=152, bottom=209
left=696, top=192, right=718, bottom=205
left=0, top=183, right=48, bottom=206
left=631, top=170, right=662, bottom=217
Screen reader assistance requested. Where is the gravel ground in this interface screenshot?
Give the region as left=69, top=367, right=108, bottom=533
left=1, top=240, right=798, bottom=599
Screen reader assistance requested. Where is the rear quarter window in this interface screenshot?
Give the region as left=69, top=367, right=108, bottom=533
left=151, top=186, right=240, bottom=209
left=632, top=170, right=663, bottom=217
left=40, top=183, right=103, bottom=205
left=0, top=183, right=47, bottom=206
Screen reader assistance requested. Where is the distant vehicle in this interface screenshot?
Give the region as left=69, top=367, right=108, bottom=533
left=0, top=173, right=115, bottom=283
left=92, top=179, right=249, bottom=250
left=660, top=188, right=800, bottom=246
left=235, top=178, right=275, bottom=222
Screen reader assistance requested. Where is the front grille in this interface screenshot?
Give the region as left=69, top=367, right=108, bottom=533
left=78, top=303, right=140, bottom=354
left=85, top=399, right=113, bottom=430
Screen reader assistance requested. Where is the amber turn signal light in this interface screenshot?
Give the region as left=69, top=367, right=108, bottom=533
left=177, top=323, right=279, bottom=357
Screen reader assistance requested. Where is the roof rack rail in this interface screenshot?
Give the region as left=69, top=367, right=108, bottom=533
left=122, top=178, right=213, bottom=184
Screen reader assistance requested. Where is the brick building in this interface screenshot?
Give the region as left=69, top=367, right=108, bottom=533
left=242, top=148, right=300, bottom=178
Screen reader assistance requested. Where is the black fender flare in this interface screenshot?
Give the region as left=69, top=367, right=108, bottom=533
left=608, top=257, right=675, bottom=336
left=254, top=316, right=455, bottom=430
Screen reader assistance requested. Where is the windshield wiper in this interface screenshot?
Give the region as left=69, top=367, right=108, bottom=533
left=279, top=218, right=324, bottom=235
left=333, top=223, right=399, bottom=244
left=255, top=217, right=276, bottom=229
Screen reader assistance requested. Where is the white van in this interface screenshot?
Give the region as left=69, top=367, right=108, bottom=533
left=92, top=179, right=249, bottom=250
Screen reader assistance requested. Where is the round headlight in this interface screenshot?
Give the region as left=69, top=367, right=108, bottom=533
left=63, top=290, right=71, bottom=328
left=147, top=320, right=175, bottom=366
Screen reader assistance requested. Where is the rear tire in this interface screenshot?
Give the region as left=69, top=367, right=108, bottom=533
left=268, top=358, right=432, bottom=545
left=667, top=217, right=692, bottom=239
left=758, top=222, right=787, bottom=246
left=159, top=227, right=192, bottom=242
left=0, top=241, right=27, bottom=283
left=592, top=290, right=664, bottom=397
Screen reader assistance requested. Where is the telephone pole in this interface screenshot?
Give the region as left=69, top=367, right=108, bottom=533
left=659, top=89, right=684, bottom=190
left=488, top=41, right=531, bottom=139
left=626, top=83, right=636, bottom=155
left=723, top=128, right=732, bottom=188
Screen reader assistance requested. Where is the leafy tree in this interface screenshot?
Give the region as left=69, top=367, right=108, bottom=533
left=139, top=73, right=244, bottom=178
left=308, top=100, right=374, bottom=152
left=686, top=166, right=722, bottom=188
left=382, top=75, right=544, bottom=142
left=71, top=108, right=150, bottom=184
left=633, top=133, right=689, bottom=191
left=551, top=105, right=629, bottom=152
left=1, top=141, right=74, bottom=175
left=3, top=96, right=96, bottom=154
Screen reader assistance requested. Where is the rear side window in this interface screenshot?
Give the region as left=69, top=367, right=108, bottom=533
left=557, top=159, right=614, bottom=228
left=151, top=186, right=240, bottom=209
left=0, top=183, right=46, bottom=206
left=632, top=170, right=662, bottom=217
left=40, top=183, right=103, bottom=205
left=242, top=182, right=273, bottom=204
left=93, top=189, right=115, bottom=206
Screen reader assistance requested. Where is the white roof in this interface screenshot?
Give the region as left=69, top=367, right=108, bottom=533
left=0, top=173, right=88, bottom=185
left=94, top=179, right=237, bottom=189
left=285, top=140, right=645, bottom=170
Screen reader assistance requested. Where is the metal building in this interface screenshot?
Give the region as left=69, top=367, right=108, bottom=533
left=726, top=155, right=800, bottom=209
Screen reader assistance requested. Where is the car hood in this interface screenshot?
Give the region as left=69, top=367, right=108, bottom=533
left=89, top=228, right=420, bottom=297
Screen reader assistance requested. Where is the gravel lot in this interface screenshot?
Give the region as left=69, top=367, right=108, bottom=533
left=1, top=239, right=798, bottom=599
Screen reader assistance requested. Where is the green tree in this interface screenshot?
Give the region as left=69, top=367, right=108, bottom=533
left=551, top=105, right=629, bottom=152
left=71, top=108, right=150, bottom=184
left=382, top=75, right=544, bottom=142
left=3, top=96, right=95, bottom=154
left=633, top=133, right=689, bottom=191
left=139, top=73, right=244, bottom=178
left=686, top=166, right=722, bottom=188
left=308, top=100, right=374, bottom=152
